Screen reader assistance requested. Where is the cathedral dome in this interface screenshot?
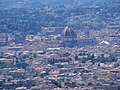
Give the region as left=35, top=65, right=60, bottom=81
left=61, top=27, right=77, bottom=38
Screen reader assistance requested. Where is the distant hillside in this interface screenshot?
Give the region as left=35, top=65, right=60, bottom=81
left=0, top=0, right=120, bottom=9
left=0, top=0, right=120, bottom=34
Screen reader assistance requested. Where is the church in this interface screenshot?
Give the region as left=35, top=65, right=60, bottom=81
left=60, top=27, right=78, bottom=47
left=60, top=27, right=97, bottom=47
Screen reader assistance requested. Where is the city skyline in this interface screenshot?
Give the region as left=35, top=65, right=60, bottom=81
left=0, top=0, right=120, bottom=90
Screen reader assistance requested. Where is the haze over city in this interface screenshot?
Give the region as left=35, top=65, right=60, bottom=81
left=0, top=0, right=120, bottom=90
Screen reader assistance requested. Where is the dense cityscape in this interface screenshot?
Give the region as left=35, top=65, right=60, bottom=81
left=0, top=0, right=120, bottom=90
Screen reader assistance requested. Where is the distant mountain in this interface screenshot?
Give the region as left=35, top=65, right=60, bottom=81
left=0, top=0, right=120, bottom=9
left=0, top=0, right=44, bottom=9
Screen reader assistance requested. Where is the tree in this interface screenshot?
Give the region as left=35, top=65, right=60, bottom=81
left=88, top=82, right=93, bottom=86
left=16, top=62, right=29, bottom=69
left=51, top=80, right=62, bottom=88
left=87, top=54, right=95, bottom=60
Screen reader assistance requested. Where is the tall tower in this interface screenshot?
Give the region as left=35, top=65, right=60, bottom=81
left=84, top=27, right=90, bottom=38
left=5, top=33, right=8, bottom=45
